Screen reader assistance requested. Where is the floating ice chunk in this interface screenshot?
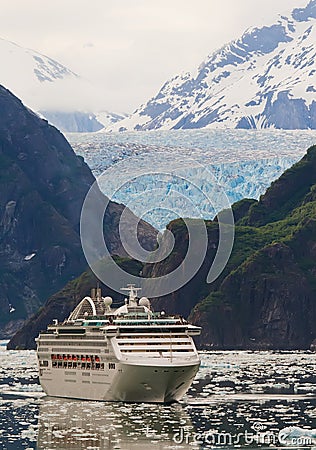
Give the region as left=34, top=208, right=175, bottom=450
left=279, top=426, right=316, bottom=446
left=24, top=253, right=36, bottom=261
left=21, top=426, right=37, bottom=441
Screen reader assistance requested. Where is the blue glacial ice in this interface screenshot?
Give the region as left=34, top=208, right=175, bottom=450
left=68, top=130, right=316, bottom=230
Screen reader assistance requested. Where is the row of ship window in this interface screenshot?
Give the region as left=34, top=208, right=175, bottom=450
left=52, top=361, right=105, bottom=370
left=117, top=341, right=191, bottom=345
left=39, top=340, right=106, bottom=346
left=117, top=335, right=188, bottom=339
left=49, top=348, right=108, bottom=354
left=51, top=354, right=100, bottom=362
left=41, top=355, right=117, bottom=370
left=120, top=348, right=193, bottom=352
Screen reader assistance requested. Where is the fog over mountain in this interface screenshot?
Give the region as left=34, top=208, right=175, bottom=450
left=0, top=38, right=123, bottom=132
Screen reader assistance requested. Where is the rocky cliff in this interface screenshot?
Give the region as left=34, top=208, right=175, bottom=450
left=144, top=145, right=316, bottom=349
left=0, top=85, right=156, bottom=338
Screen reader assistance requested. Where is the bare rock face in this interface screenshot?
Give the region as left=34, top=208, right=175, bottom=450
left=0, top=85, right=156, bottom=338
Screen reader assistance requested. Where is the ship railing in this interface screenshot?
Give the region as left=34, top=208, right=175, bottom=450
left=120, top=354, right=197, bottom=361
left=66, top=312, right=186, bottom=321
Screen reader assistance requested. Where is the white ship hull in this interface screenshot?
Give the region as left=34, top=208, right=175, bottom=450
left=39, top=360, right=200, bottom=403
left=37, top=284, right=202, bottom=403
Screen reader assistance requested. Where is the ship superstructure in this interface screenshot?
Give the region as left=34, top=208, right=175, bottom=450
left=36, top=285, right=201, bottom=403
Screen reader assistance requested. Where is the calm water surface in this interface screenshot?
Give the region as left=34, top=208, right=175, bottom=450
left=0, top=343, right=315, bottom=449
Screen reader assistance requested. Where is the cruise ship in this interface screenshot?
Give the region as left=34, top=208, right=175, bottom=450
left=36, top=285, right=201, bottom=403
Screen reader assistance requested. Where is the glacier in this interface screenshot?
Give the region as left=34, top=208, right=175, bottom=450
left=68, top=129, right=316, bottom=230
left=96, top=156, right=298, bottom=230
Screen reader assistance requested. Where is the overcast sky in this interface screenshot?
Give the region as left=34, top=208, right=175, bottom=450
left=0, top=0, right=309, bottom=113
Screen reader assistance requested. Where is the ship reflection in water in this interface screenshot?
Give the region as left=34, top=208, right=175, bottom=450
left=37, top=397, right=195, bottom=449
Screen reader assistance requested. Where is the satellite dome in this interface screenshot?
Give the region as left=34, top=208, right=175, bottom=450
left=103, top=296, right=113, bottom=306
left=139, top=297, right=150, bottom=308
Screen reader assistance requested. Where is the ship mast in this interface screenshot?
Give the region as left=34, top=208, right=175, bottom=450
left=120, top=284, right=142, bottom=306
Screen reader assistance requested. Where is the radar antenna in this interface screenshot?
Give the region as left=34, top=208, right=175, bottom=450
left=120, top=284, right=142, bottom=305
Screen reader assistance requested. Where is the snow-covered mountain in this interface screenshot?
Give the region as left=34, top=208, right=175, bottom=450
left=39, top=111, right=104, bottom=133
left=110, top=0, right=316, bottom=131
left=0, top=38, right=122, bottom=132
left=96, top=111, right=128, bottom=129
left=37, top=111, right=127, bottom=133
